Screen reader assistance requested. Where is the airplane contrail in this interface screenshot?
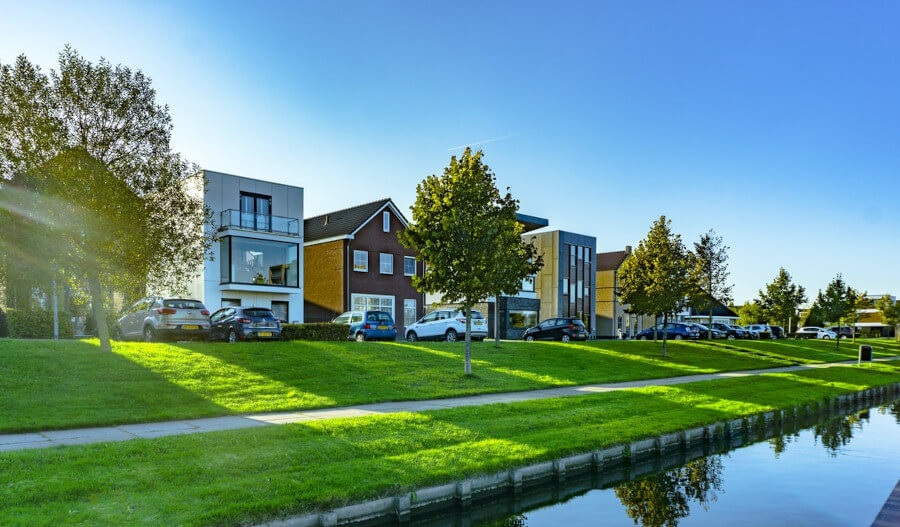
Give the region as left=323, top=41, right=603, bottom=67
left=447, top=131, right=527, bottom=151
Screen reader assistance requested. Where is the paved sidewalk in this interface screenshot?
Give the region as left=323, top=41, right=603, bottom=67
left=1, top=356, right=897, bottom=453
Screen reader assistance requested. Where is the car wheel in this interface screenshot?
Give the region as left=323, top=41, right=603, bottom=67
left=525, top=335, right=535, bottom=342
left=640, top=336, right=647, bottom=341
left=675, top=335, right=683, bottom=341
left=115, top=327, right=124, bottom=341
left=728, top=335, right=735, bottom=340
left=822, top=335, right=830, bottom=340
left=227, top=329, right=237, bottom=343
left=143, top=326, right=155, bottom=343
left=406, top=332, right=418, bottom=342
left=445, top=329, right=458, bottom=342
left=561, top=334, right=571, bottom=343
left=355, top=332, right=366, bottom=343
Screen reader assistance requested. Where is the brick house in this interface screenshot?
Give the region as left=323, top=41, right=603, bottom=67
left=303, top=199, right=425, bottom=331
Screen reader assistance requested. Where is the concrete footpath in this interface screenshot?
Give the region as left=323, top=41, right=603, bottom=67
left=1, top=356, right=897, bottom=453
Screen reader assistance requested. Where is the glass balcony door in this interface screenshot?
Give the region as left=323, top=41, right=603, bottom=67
left=240, top=193, right=272, bottom=232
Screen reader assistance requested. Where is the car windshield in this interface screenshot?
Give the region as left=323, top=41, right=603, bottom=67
left=163, top=299, right=205, bottom=310
left=243, top=309, right=275, bottom=319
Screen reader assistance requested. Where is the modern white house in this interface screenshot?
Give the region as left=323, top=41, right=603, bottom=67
left=187, top=170, right=304, bottom=323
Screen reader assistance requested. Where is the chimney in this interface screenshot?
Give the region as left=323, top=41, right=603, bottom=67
left=625, top=245, right=632, bottom=255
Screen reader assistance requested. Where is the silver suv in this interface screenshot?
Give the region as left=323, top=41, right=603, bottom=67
left=116, top=297, right=210, bottom=342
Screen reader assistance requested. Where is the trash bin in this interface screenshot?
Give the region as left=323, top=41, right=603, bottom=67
left=859, top=345, right=873, bottom=363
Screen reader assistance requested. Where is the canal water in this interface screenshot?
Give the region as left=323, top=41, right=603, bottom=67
left=400, top=398, right=900, bottom=527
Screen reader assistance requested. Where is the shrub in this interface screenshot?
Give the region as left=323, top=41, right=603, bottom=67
left=0, top=307, right=8, bottom=337
left=280, top=322, right=349, bottom=341
left=6, top=308, right=75, bottom=339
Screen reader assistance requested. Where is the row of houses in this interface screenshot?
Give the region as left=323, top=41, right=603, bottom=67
left=186, top=170, right=740, bottom=338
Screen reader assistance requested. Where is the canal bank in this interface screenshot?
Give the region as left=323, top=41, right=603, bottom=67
left=264, top=383, right=900, bottom=527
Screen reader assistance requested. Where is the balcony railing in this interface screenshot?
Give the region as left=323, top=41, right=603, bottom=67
left=220, top=209, right=300, bottom=236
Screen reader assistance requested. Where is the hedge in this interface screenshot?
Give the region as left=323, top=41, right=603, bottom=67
left=5, top=308, right=75, bottom=339
left=0, top=307, right=8, bottom=338
left=280, top=322, right=349, bottom=341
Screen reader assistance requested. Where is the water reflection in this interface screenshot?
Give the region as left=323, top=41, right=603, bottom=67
left=813, top=410, right=868, bottom=456
left=615, top=457, right=724, bottom=527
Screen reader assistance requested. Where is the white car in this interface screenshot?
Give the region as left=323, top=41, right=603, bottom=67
left=405, top=309, right=489, bottom=342
left=817, top=328, right=838, bottom=340
left=796, top=326, right=823, bottom=339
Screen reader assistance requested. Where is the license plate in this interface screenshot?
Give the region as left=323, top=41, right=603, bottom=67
left=377, top=325, right=388, bottom=330
left=475, top=321, right=484, bottom=326
left=183, top=325, right=199, bottom=330
left=258, top=332, right=272, bottom=337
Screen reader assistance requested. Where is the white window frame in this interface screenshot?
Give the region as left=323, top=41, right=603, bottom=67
left=353, top=250, right=368, bottom=272
left=383, top=211, right=390, bottom=232
left=403, top=256, right=416, bottom=277
left=380, top=253, right=393, bottom=274
left=351, top=293, right=395, bottom=321
left=403, top=298, right=417, bottom=328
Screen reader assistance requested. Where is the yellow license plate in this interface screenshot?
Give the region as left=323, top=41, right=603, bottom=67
left=183, top=325, right=199, bottom=330
left=258, top=331, right=272, bottom=337
left=377, top=325, right=388, bottom=330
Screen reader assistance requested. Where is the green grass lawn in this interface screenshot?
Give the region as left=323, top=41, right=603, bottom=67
left=702, top=337, right=900, bottom=364
left=1, top=360, right=897, bottom=526
left=2, top=337, right=897, bottom=434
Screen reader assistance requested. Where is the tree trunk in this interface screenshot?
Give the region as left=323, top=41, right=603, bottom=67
left=88, top=275, right=111, bottom=352
left=494, top=299, right=500, bottom=348
left=464, top=305, right=472, bottom=375
left=662, top=313, right=668, bottom=358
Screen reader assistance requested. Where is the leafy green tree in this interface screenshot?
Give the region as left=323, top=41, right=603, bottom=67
left=618, top=216, right=695, bottom=357
left=816, top=274, right=855, bottom=350
left=399, top=148, right=542, bottom=374
left=0, top=48, right=212, bottom=352
left=876, top=294, right=900, bottom=341
left=693, top=230, right=732, bottom=339
left=757, top=268, right=807, bottom=333
left=803, top=299, right=827, bottom=327
left=843, top=290, right=871, bottom=343
left=737, top=301, right=763, bottom=326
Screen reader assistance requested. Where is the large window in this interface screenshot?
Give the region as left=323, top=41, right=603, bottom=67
left=353, top=250, right=368, bottom=272
left=404, top=299, right=417, bottom=328
left=404, top=256, right=416, bottom=277
left=509, top=310, right=538, bottom=328
left=239, top=192, right=272, bottom=232
left=351, top=294, right=394, bottom=320
left=380, top=253, right=393, bottom=274
left=220, top=236, right=298, bottom=287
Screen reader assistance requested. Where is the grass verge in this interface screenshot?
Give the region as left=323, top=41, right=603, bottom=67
left=700, top=337, right=899, bottom=364
left=1, top=360, right=898, bottom=526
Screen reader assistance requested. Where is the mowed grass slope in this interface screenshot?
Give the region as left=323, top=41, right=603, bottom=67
left=0, top=338, right=796, bottom=433
left=1, top=361, right=898, bottom=526
left=705, top=337, right=900, bottom=364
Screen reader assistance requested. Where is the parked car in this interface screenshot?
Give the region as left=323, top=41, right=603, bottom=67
left=523, top=317, right=589, bottom=342
left=209, top=306, right=281, bottom=342
left=691, top=323, right=726, bottom=339
left=795, top=326, right=824, bottom=339
left=116, top=297, right=210, bottom=342
left=817, top=328, right=838, bottom=340
left=635, top=323, right=701, bottom=341
left=770, top=325, right=786, bottom=339
left=824, top=326, right=855, bottom=340
left=711, top=323, right=745, bottom=339
left=744, top=324, right=773, bottom=339
left=333, top=310, right=397, bottom=342
left=405, top=309, right=488, bottom=342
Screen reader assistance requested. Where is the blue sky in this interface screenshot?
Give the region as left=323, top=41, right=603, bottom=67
left=2, top=1, right=898, bottom=303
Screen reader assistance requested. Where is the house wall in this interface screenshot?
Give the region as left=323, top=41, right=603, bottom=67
left=346, top=206, right=425, bottom=331
left=595, top=268, right=616, bottom=337
left=303, top=239, right=345, bottom=322
left=195, top=170, right=304, bottom=322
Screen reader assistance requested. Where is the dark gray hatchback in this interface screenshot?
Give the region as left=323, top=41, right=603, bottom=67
left=209, top=306, right=282, bottom=342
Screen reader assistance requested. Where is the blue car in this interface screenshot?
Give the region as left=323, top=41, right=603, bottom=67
left=333, top=310, right=397, bottom=342
left=635, top=323, right=701, bottom=341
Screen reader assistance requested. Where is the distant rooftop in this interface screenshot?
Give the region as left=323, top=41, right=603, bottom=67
left=515, top=213, right=549, bottom=233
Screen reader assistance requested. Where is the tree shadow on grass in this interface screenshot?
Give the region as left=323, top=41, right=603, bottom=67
left=0, top=339, right=231, bottom=433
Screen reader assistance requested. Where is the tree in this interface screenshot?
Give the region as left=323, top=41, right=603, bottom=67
left=757, top=268, right=807, bottom=333
left=817, top=274, right=854, bottom=350
left=693, top=230, right=732, bottom=339
left=844, top=291, right=871, bottom=343
left=876, top=295, right=900, bottom=341
left=0, top=48, right=212, bottom=352
left=618, top=216, right=695, bottom=357
left=737, top=301, right=764, bottom=326
left=399, top=148, right=542, bottom=374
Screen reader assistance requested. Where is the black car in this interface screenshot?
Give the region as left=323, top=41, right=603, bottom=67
left=209, top=306, right=282, bottom=342
left=770, top=325, right=786, bottom=339
left=824, top=326, right=855, bottom=339
left=711, top=323, right=745, bottom=339
left=524, top=318, right=589, bottom=342
left=635, top=323, right=701, bottom=341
